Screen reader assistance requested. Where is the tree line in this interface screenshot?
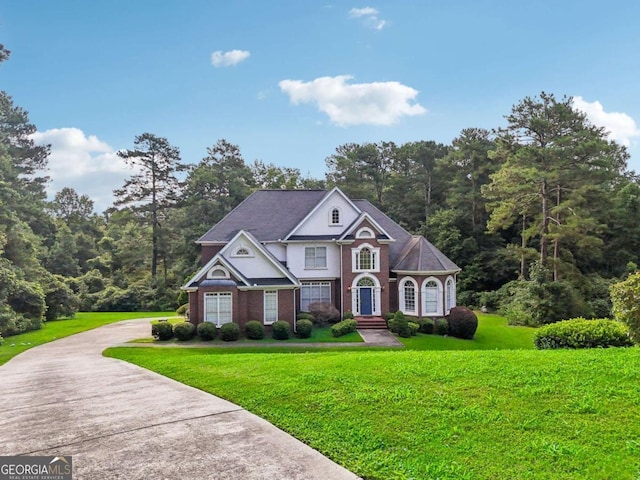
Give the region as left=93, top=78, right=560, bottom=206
left=2, top=42, right=640, bottom=336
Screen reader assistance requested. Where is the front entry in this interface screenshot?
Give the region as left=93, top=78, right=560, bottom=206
left=360, top=287, right=373, bottom=315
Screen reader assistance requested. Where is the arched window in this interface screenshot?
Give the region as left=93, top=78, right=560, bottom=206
left=232, top=244, right=252, bottom=257
left=356, top=227, right=374, bottom=239
left=352, top=243, right=380, bottom=272
left=421, top=277, right=443, bottom=316
left=206, top=265, right=230, bottom=279
left=399, top=278, right=417, bottom=315
left=358, top=247, right=372, bottom=270
left=331, top=207, right=341, bottom=225
left=357, top=277, right=375, bottom=287
left=445, top=277, right=456, bottom=313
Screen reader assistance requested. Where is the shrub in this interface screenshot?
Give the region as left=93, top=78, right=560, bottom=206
left=611, top=272, right=640, bottom=343
left=331, top=319, right=358, bottom=337
left=296, top=319, right=313, bottom=338
left=176, top=303, right=189, bottom=316
left=435, top=317, right=449, bottom=336
left=152, top=321, right=173, bottom=341
left=342, top=310, right=355, bottom=320
left=447, top=306, right=479, bottom=340
left=220, top=322, right=240, bottom=342
left=408, top=321, right=419, bottom=336
left=197, top=322, right=217, bottom=341
left=0, top=333, right=3, bottom=346
left=533, top=318, right=633, bottom=349
left=245, top=320, right=265, bottom=340
left=383, top=312, right=395, bottom=323
left=308, top=302, right=341, bottom=325
left=173, top=321, right=196, bottom=341
left=418, top=318, right=434, bottom=334
left=389, top=311, right=411, bottom=338
left=297, top=312, right=315, bottom=321
left=272, top=320, right=291, bottom=340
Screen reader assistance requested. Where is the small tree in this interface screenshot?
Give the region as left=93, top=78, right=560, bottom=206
left=610, top=272, right=640, bottom=343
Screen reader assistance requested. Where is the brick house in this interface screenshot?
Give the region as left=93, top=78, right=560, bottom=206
left=183, top=187, right=460, bottom=331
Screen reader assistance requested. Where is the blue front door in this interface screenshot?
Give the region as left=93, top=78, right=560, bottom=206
left=360, top=288, right=373, bottom=315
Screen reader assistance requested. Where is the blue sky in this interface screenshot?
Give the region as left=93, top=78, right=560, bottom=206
left=1, top=1, right=639, bottom=211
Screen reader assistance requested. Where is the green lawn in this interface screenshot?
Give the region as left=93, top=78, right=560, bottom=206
left=399, top=312, right=536, bottom=350
left=106, top=345, right=640, bottom=480
left=0, top=312, right=174, bottom=366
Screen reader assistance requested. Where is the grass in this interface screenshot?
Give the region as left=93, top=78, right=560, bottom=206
left=399, top=312, right=536, bottom=350
left=106, top=345, right=640, bottom=479
left=0, top=311, right=174, bottom=366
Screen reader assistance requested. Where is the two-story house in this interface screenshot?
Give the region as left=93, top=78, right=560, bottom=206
left=183, top=187, right=460, bottom=331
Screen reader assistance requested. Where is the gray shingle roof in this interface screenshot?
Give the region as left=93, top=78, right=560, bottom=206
left=393, top=236, right=460, bottom=272
left=197, top=190, right=327, bottom=243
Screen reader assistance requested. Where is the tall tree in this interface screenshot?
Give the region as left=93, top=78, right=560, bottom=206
left=251, top=160, right=304, bottom=189
left=114, top=133, right=184, bottom=280
left=50, top=187, right=94, bottom=224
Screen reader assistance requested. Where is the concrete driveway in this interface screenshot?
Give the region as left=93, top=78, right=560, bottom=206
left=0, top=318, right=359, bottom=480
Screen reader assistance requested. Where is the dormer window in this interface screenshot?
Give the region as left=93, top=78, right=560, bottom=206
left=329, top=207, right=342, bottom=226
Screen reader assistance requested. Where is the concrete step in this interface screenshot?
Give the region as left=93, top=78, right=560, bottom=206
left=355, top=316, right=388, bottom=329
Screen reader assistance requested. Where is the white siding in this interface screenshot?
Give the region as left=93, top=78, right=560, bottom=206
left=265, top=243, right=286, bottom=262
left=292, top=190, right=359, bottom=237
left=287, top=243, right=341, bottom=279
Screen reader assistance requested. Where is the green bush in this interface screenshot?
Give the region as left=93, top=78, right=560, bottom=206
left=308, top=302, right=340, bottom=325
left=383, top=312, right=395, bottom=323
left=389, top=311, right=411, bottom=338
left=611, top=272, right=640, bottom=342
left=152, top=321, right=173, bottom=341
left=435, top=317, right=449, bottom=336
left=0, top=333, right=3, bottom=346
left=220, top=322, right=240, bottom=342
left=272, top=320, right=291, bottom=340
left=447, top=306, right=478, bottom=340
left=418, top=318, right=434, bottom=334
left=297, top=312, right=315, bottom=321
left=176, top=303, right=189, bottom=316
left=245, top=320, right=265, bottom=340
left=342, top=310, right=355, bottom=320
left=408, top=321, right=419, bottom=336
left=533, top=318, right=634, bottom=349
left=331, top=319, right=358, bottom=337
left=296, top=319, right=313, bottom=338
left=197, top=322, right=217, bottom=341
left=173, top=321, right=196, bottom=341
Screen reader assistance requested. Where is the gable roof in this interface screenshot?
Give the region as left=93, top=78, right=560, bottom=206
left=393, top=236, right=461, bottom=273
left=339, top=211, right=395, bottom=243
left=197, top=190, right=327, bottom=243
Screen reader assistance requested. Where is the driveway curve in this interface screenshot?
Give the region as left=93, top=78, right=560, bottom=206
left=0, top=318, right=359, bottom=480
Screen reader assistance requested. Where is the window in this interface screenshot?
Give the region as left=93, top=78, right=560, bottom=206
left=207, top=266, right=229, bottom=279
left=305, top=246, right=327, bottom=269
left=300, top=281, right=331, bottom=311
left=232, top=245, right=252, bottom=257
left=356, top=227, right=374, bottom=239
left=399, top=278, right=417, bottom=314
left=204, top=292, right=232, bottom=327
left=423, top=281, right=438, bottom=314
left=330, top=207, right=341, bottom=225
left=445, top=278, right=455, bottom=312
left=264, top=290, right=278, bottom=325
left=353, top=244, right=379, bottom=272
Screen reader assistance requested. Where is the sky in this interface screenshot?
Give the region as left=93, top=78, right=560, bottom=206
left=1, top=0, right=639, bottom=212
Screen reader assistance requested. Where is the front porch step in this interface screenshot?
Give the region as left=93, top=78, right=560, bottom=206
left=355, top=316, right=387, bottom=329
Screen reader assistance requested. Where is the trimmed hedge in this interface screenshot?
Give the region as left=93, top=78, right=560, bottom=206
left=173, top=321, right=196, bottom=341
left=272, top=320, right=291, bottom=340
left=435, top=317, right=449, bottom=336
left=408, top=321, right=419, bottom=336
left=152, top=321, right=173, bottom=341
left=176, top=303, right=189, bottom=315
left=220, top=322, right=240, bottom=342
left=197, top=322, right=217, bottom=341
left=296, top=319, right=313, bottom=338
left=418, top=318, right=434, bottom=334
left=389, top=311, right=411, bottom=338
left=342, top=310, right=355, bottom=320
left=245, top=320, right=265, bottom=340
left=447, top=306, right=479, bottom=340
left=533, top=318, right=634, bottom=349
left=297, top=312, right=315, bottom=321
left=331, top=319, right=358, bottom=337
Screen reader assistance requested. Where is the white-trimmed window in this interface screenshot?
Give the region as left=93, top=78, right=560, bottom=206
left=352, top=243, right=380, bottom=272
left=305, top=246, right=327, bottom=269
left=421, top=277, right=443, bottom=316
left=399, top=277, right=417, bottom=315
left=264, top=290, right=278, bottom=325
left=206, top=265, right=230, bottom=279
left=445, top=277, right=456, bottom=313
left=232, top=244, right=253, bottom=257
left=356, top=227, right=374, bottom=239
left=300, top=281, right=331, bottom=311
left=204, top=292, right=232, bottom=327
left=330, top=207, right=341, bottom=226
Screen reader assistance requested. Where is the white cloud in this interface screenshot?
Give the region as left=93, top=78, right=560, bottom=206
left=30, top=128, right=137, bottom=212
left=572, top=96, right=640, bottom=147
left=349, top=6, right=387, bottom=30
left=279, top=75, right=426, bottom=126
left=210, top=49, right=250, bottom=67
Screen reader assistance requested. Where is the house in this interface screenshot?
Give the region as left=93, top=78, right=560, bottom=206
left=183, top=187, right=460, bottom=331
